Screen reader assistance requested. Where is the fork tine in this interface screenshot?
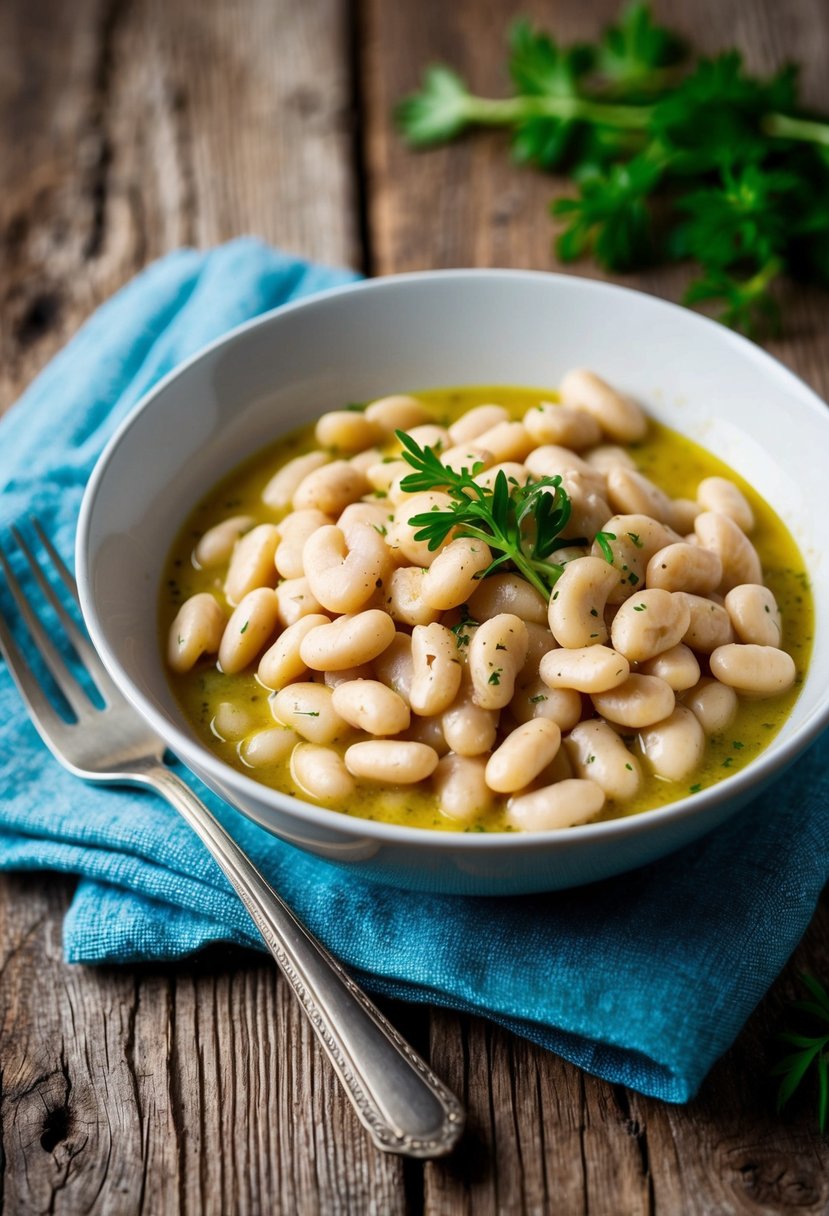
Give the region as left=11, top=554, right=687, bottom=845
left=0, top=601, right=72, bottom=758
left=32, top=521, right=81, bottom=608
left=13, top=525, right=120, bottom=705
left=0, top=544, right=94, bottom=720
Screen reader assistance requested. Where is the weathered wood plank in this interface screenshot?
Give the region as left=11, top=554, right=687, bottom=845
left=360, top=0, right=829, bottom=1211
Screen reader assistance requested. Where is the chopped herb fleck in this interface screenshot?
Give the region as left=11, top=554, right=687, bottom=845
left=627, top=532, right=644, bottom=548
left=689, top=783, right=702, bottom=793
left=488, top=670, right=502, bottom=686
left=529, top=693, right=547, bottom=703
left=240, top=620, right=249, bottom=634
left=632, top=603, right=647, bottom=612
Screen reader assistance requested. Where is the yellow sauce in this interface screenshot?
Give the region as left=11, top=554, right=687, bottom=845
left=159, top=387, right=814, bottom=832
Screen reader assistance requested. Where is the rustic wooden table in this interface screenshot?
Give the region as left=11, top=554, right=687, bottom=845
left=2, top=0, right=828, bottom=1211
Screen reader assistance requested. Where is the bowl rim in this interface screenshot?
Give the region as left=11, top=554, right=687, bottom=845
left=76, top=266, right=829, bottom=851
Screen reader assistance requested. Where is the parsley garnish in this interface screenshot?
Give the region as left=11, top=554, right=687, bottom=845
left=771, top=975, right=829, bottom=1133
left=632, top=602, right=647, bottom=612
left=530, top=693, right=548, bottom=703
left=488, top=670, right=502, bottom=685
left=594, top=530, right=617, bottom=564
left=240, top=621, right=249, bottom=634
left=294, top=710, right=320, bottom=717
left=397, top=430, right=575, bottom=599
left=396, top=4, right=829, bottom=334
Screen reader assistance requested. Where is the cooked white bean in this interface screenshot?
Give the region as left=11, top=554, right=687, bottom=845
left=468, top=614, right=528, bottom=709
left=485, top=720, right=562, bottom=793
left=697, top=476, right=754, bottom=532
left=271, top=682, right=349, bottom=744
left=274, top=509, right=332, bottom=579
left=590, top=514, right=679, bottom=602
left=683, top=677, right=738, bottom=735
left=365, top=394, right=431, bottom=433
left=564, top=720, right=641, bottom=801
left=524, top=443, right=596, bottom=480
left=366, top=458, right=410, bottom=494
left=473, top=420, right=534, bottom=464
left=539, top=645, right=630, bottom=694
left=292, top=459, right=370, bottom=516
left=404, top=713, right=450, bottom=756
left=219, top=588, right=280, bottom=674
left=323, top=663, right=375, bottom=689
left=421, top=538, right=492, bottom=610
left=610, top=588, right=691, bottom=662
left=669, top=498, right=703, bottom=534
left=224, top=523, right=279, bottom=605
left=410, top=623, right=464, bottom=715
left=389, top=491, right=454, bottom=567
left=349, top=446, right=384, bottom=476
left=194, top=515, right=254, bottom=568
left=519, top=622, right=558, bottom=685
left=536, top=744, right=575, bottom=786
left=448, top=404, right=509, bottom=444
left=645, top=542, right=721, bottom=594
left=677, top=592, right=735, bottom=653
left=290, top=743, right=355, bottom=804
left=640, top=643, right=700, bottom=692
left=303, top=523, right=390, bottom=615
left=167, top=593, right=226, bottom=673
left=507, top=778, right=605, bottom=831
left=548, top=555, right=622, bottom=648
left=606, top=467, right=675, bottom=524
left=386, top=567, right=441, bottom=627
left=639, top=706, right=706, bottom=781
left=523, top=402, right=602, bottom=450
left=212, top=701, right=255, bottom=741
left=467, top=573, right=548, bottom=625
left=557, top=472, right=612, bottom=541
left=509, top=680, right=583, bottom=731
left=331, top=679, right=410, bottom=735
left=433, top=754, right=493, bottom=823
left=559, top=369, right=647, bottom=442
left=441, top=667, right=499, bottom=756
left=440, top=443, right=493, bottom=474
left=724, top=584, right=782, bottom=646
left=315, top=410, right=382, bottom=454
left=404, top=423, right=451, bottom=453
left=299, top=609, right=396, bottom=672
left=337, top=500, right=391, bottom=535
left=275, top=577, right=325, bottom=628
left=258, top=612, right=330, bottom=690
left=694, top=511, right=762, bottom=592
left=262, top=450, right=328, bottom=511
left=591, top=674, right=675, bottom=728
left=240, top=726, right=299, bottom=768
left=709, top=643, right=796, bottom=697
left=473, top=462, right=530, bottom=491
left=344, top=740, right=439, bottom=784
left=584, top=444, right=637, bottom=473
left=372, top=632, right=414, bottom=704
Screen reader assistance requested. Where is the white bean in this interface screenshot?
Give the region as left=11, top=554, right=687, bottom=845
left=697, top=477, right=754, bottom=532
left=539, top=645, right=630, bottom=694
left=683, top=678, right=738, bottom=735
left=610, top=589, right=691, bottom=662
left=404, top=423, right=451, bottom=453
left=404, top=714, right=449, bottom=756
left=366, top=458, right=410, bottom=494
left=645, top=542, right=721, bottom=594
left=303, top=523, right=390, bottom=614
left=473, top=420, right=534, bottom=464
left=274, top=509, right=332, bottom=579
left=224, top=523, right=279, bottom=605
left=640, top=643, right=700, bottom=691
left=344, top=740, right=438, bottom=784
left=584, top=444, right=637, bottom=473
left=724, top=584, right=782, bottom=646
left=524, top=444, right=596, bottom=480
left=299, top=609, right=396, bottom=671
left=410, top=623, right=464, bottom=715
left=373, top=632, right=414, bottom=704
left=639, top=706, right=706, bottom=781
left=331, top=679, right=410, bottom=735
left=519, top=622, right=558, bottom=686
left=507, top=779, right=605, bottom=831
left=441, top=667, right=499, bottom=756
left=323, top=664, right=375, bottom=689
left=194, top=515, right=254, bottom=568
left=258, top=612, right=330, bottom=690
left=590, top=514, right=679, bottom=603
left=337, top=500, right=391, bottom=535
left=389, top=491, right=454, bottom=567
left=365, top=395, right=431, bottom=433
left=421, top=538, right=492, bottom=610
left=212, top=701, right=255, bottom=741
left=509, top=680, right=583, bottom=731
left=167, top=593, right=226, bottom=673
left=709, top=644, right=796, bottom=697
left=349, top=446, right=385, bottom=476
left=385, top=567, right=441, bottom=627
left=262, top=451, right=328, bottom=511
left=523, top=402, right=602, bottom=450
left=290, top=743, right=355, bottom=804
left=240, top=726, right=299, bottom=768
left=293, top=460, right=370, bottom=515
left=606, top=467, right=675, bottom=524
left=559, top=369, right=647, bottom=442
left=694, top=511, right=762, bottom=592
left=473, top=462, right=530, bottom=491
left=548, top=555, right=622, bottom=648
left=433, top=754, right=493, bottom=823
left=315, top=410, right=382, bottom=454
left=275, top=577, right=325, bottom=628
left=467, top=573, right=548, bottom=625
left=440, top=443, right=494, bottom=474
left=564, top=720, right=641, bottom=801
left=677, top=592, right=735, bottom=653
left=669, top=498, right=703, bottom=534
left=485, top=720, right=562, bottom=793
left=270, top=683, right=349, bottom=744
left=591, top=674, right=675, bottom=728
left=468, top=614, right=528, bottom=709
left=218, top=587, right=280, bottom=674
left=448, top=404, right=509, bottom=444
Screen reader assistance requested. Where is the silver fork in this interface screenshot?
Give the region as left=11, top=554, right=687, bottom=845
left=0, top=521, right=464, bottom=1159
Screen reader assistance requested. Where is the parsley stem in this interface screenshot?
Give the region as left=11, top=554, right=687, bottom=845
left=459, top=93, right=654, bottom=131
left=763, top=112, right=829, bottom=147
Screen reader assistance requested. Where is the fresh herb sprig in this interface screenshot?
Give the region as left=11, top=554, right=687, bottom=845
left=770, top=974, right=829, bottom=1133
left=396, top=430, right=575, bottom=599
left=396, top=2, right=829, bottom=334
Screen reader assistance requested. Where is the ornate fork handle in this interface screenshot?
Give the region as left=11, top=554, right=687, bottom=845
left=133, top=763, right=464, bottom=1158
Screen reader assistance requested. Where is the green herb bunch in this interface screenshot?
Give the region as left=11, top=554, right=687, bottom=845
left=771, top=974, right=829, bottom=1133
left=396, top=2, right=829, bottom=334
left=396, top=430, right=577, bottom=599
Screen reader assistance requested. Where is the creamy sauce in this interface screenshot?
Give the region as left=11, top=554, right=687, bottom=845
left=159, top=387, right=814, bottom=832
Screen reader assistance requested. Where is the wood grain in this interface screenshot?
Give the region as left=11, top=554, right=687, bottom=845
left=1, top=0, right=829, bottom=1211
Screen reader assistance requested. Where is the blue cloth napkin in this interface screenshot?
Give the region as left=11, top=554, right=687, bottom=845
left=1, top=238, right=826, bottom=1105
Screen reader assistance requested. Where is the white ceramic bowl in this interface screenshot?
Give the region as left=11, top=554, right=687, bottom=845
left=76, top=270, right=829, bottom=895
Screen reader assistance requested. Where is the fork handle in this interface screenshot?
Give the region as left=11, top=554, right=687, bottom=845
left=136, top=764, right=464, bottom=1158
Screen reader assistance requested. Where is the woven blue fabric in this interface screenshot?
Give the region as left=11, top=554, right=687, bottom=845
left=0, top=238, right=826, bottom=1104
